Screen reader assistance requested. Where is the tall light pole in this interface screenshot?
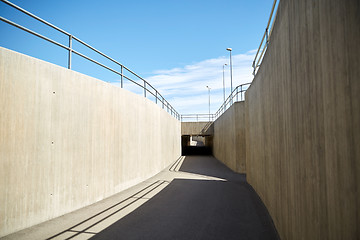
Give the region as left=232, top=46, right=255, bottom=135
left=206, top=86, right=211, bottom=121
left=226, top=48, right=233, bottom=103
left=222, top=63, right=228, bottom=104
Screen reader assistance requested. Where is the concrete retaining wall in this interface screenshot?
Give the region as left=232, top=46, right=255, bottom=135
left=213, top=102, right=246, bottom=173
left=0, top=47, right=181, bottom=237
left=245, top=0, right=360, bottom=239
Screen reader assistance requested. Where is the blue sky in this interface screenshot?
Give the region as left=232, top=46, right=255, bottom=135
left=0, top=0, right=275, bottom=114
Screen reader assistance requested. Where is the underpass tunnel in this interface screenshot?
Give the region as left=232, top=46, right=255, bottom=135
left=181, top=135, right=213, bottom=156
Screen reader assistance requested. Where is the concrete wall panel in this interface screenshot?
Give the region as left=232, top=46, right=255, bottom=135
left=0, top=47, right=181, bottom=237
left=245, top=0, right=360, bottom=239
left=213, top=102, right=246, bottom=173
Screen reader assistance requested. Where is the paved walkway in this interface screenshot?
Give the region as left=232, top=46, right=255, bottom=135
left=3, top=156, right=279, bottom=240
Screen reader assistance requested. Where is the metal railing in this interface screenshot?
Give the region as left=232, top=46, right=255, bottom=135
left=181, top=1, right=279, bottom=123
left=252, top=0, right=279, bottom=76
left=180, top=114, right=216, bottom=122
left=0, top=0, right=180, bottom=120
left=214, top=83, right=251, bottom=119
left=181, top=83, right=251, bottom=122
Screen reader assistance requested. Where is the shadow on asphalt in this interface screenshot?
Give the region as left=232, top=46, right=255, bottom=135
left=179, top=155, right=247, bottom=183
left=90, top=156, right=279, bottom=240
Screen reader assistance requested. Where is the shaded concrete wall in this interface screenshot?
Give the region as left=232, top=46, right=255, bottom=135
left=181, top=122, right=213, bottom=136
left=245, top=0, right=360, bottom=239
left=0, top=47, right=181, bottom=237
left=213, top=102, right=246, bottom=173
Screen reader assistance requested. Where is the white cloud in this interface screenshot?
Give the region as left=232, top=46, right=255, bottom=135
left=112, top=50, right=255, bottom=114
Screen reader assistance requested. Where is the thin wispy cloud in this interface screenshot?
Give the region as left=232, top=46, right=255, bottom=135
left=113, top=50, right=255, bottom=114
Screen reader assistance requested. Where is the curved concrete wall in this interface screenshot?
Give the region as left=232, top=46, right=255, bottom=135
left=245, top=0, right=359, bottom=239
left=0, top=47, right=181, bottom=237
left=213, top=102, right=246, bottom=174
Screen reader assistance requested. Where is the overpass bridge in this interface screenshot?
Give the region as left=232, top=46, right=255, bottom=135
left=1, top=0, right=359, bottom=239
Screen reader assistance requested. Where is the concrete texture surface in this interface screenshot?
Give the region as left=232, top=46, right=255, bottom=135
left=245, top=0, right=360, bottom=239
left=2, top=156, right=279, bottom=240
left=0, top=47, right=181, bottom=237
left=181, top=122, right=214, bottom=136
left=213, top=102, right=246, bottom=173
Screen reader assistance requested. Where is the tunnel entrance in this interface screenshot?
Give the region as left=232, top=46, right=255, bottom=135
left=181, top=135, right=213, bottom=155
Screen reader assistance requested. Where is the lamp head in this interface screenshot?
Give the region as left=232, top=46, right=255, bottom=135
left=226, top=48, right=232, bottom=51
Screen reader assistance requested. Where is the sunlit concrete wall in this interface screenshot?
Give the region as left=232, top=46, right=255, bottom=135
left=213, top=102, right=246, bottom=173
left=0, top=47, right=181, bottom=237
left=245, top=0, right=360, bottom=239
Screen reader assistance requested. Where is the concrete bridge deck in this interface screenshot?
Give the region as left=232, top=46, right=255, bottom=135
left=3, top=156, right=279, bottom=240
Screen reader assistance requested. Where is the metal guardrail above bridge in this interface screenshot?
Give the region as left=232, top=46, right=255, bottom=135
left=0, top=0, right=180, bottom=120
left=181, top=114, right=216, bottom=122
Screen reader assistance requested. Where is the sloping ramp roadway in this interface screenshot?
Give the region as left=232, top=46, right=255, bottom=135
left=4, top=156, right=279, bottom=240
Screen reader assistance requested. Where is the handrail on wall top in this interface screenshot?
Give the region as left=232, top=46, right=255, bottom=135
left=181, top=1, right=279, bottom=123
left=214, top=82, right=251, bottom=119
left=181, top=82, right=251, bottom=122
left=0, top=0, right=180, bottom=120
left=252, top=0, right=279, bottom=76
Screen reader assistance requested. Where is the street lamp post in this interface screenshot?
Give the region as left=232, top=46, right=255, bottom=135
left=206, top=86, right=211, bottom=121
left=226, top=48, right=233, bottom=104
left=222, top=63, right=228, bottom=104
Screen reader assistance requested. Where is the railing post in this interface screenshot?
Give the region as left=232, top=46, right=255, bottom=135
left=155, top=91, right=157, bottom=104
left=144, top=82, right=146, bottom=97
left=121, top=65, right=123, bottom=88
left=236, top=87, right=239, bottom=102
left=252, top=61, right=255, bottom=76
left=162, top=97, right=164, bottom=109
left=266, top=27, right=269, bottom=47
left=241, top=85, right=243, bottom=101
left=68, top=35, right=72, bottom=69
